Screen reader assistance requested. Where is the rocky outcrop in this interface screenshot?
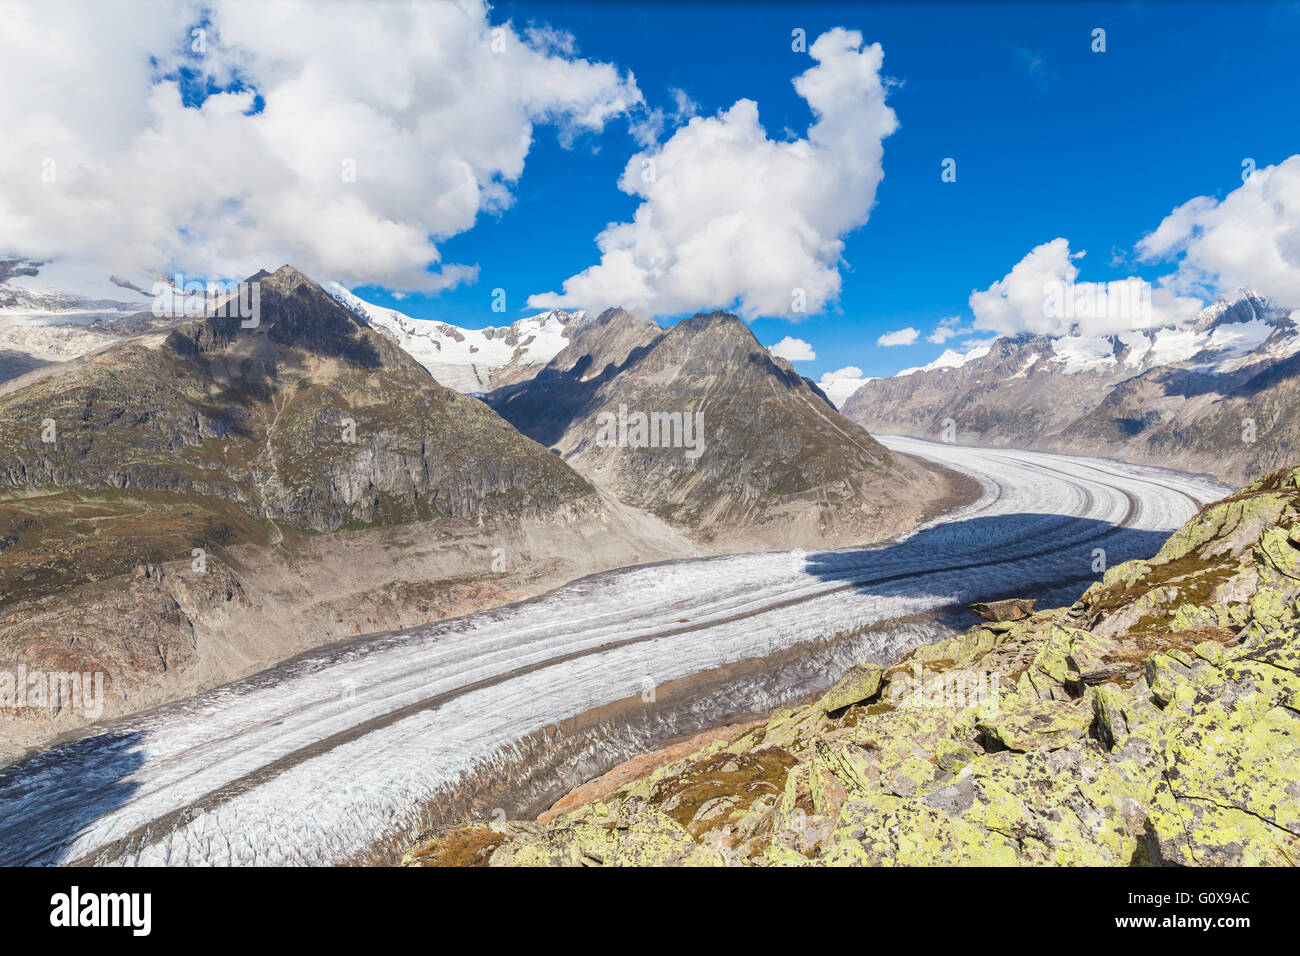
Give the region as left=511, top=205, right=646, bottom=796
left=404, top=464, right=1300, bottom=866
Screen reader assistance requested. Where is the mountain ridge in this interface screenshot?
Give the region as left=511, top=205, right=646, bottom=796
left=325, top=281, right=589, bottom=393
left=841, top=292, right=1300, bottom=484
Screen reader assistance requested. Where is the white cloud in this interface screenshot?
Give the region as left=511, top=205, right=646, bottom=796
left=769, top=336, right=816, bottom=361
left=876, top=327, right=919, bottom=347
left=0, top=0, right=644, bottom=295
left=628, top=87, right=700, bottom=148
left=818, top=365, right=874, bottom=408
left=970, top=238, right=1201, bottom=337
left=1137, top=154, right=1300, bottom=307
left=926, top=316, right=968, bottom=343
left=528, top=28, right=899, bottom=320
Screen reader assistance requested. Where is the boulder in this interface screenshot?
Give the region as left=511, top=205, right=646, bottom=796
left=969, top=598, right=1037, bottom=622
left=819, top=663, right=886, bottom=714
left=976, top=697, right=1094, bottom=752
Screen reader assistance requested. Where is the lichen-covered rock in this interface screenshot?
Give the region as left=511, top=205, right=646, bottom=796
left=977, top=696, right=1094, bottom=752
left=404, top=463, right=1300, bottom=867
left=1092, top=684, right=1129, bottom=749
left=818, top=662, right=886, bottom=714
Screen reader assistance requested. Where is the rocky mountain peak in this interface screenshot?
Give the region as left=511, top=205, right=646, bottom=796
left=587, top=306, right=658, bottom=336
left=254, top=264, right=317, bottom=296
left=675, top=309, right=752, bottom=338
left=166, top=265, right=386, bottom=369
left=1194, top=289, right=1280, bottom=333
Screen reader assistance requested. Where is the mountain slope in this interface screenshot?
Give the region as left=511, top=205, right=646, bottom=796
left=841, top=293, right=1300, bottom=484
left=488, top=308, right=962, bottom=550
left=0, top=266, right=590, bottom=540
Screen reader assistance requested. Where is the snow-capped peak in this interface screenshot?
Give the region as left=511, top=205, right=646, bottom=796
left=896, top=342, right=994, bottom=377
left=325, top=282, right=586, bottom=393
left=890, top=292, right=1298, bottom=381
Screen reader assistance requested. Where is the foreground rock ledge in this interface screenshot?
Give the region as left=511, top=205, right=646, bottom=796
left=404, top=465, right=1300, bottom=866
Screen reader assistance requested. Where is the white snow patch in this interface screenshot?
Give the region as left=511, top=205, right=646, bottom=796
left=1050, top=336, right=1117, bottom=373
left=818, top=366, right=875, bottom=407
left=326, top=282, right=585, bottom=392
left=896, top=344, right=992, bottom=377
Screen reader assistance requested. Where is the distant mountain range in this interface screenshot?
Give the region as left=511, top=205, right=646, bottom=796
left=0, top=271, right=590, bottom=397
left=841, top=292, right=1300, bottom=484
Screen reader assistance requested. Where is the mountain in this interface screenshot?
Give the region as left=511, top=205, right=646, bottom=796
left=325, top=282, right=587, bottom=393
left=407, top=460, right=1300, bottom=866
left=0, top=266, right=591, bottom=537
left=841, top=292, right=1300, bottom=484
left=0, top=275, right=590, bottom=395
left=487, top=307, right=963, bottom=550
left=0, top=266, right=689, bottom=749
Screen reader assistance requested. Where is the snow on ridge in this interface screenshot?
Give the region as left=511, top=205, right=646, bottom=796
left=886, top=292, right=1297, bottom=384
left=326, top=282, right=586, bottom=392
left=819, top=370, right=877, bottom=407
left=1050, top=335, right=1117, bottom=374
left=895, top=343, right=992, bottom=377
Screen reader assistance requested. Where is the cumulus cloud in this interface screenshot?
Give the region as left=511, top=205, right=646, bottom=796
left=926, top=316, right=968, bottom=343
left=0, top=0, right=644, bottom=295
left=969, top=238, right=1201, bottom=338
left=1137, top=154, right=1300, bottom=307
left=876, top=327, right=919, bottom=347
left=628, top=87, right=699, bottom=148
left=818, top=366, right=874, bottom=408
left=528, top=28, right=899, bottom=320
left=769, top=336, right=816, bottom=361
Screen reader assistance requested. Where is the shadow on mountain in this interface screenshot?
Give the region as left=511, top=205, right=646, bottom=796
left=1154, top=351, right=1300, bottom=401
left=0, top=729, right=146, bottom=865
left=0, top=350, right=53, bottom=385
left=797, top=511, right=1172, bottom=609
left=485, top=339, right=659, bottom=448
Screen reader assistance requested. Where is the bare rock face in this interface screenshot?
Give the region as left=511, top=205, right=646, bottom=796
left=488, top=308, right=957, bottom=550
left=840, top=292, right=1300, bottom=486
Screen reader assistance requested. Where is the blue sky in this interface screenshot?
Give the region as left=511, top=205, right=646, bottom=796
left=343, top=1, right=1300, bottom=381
left=13, top=1, right=1298, bottom=384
